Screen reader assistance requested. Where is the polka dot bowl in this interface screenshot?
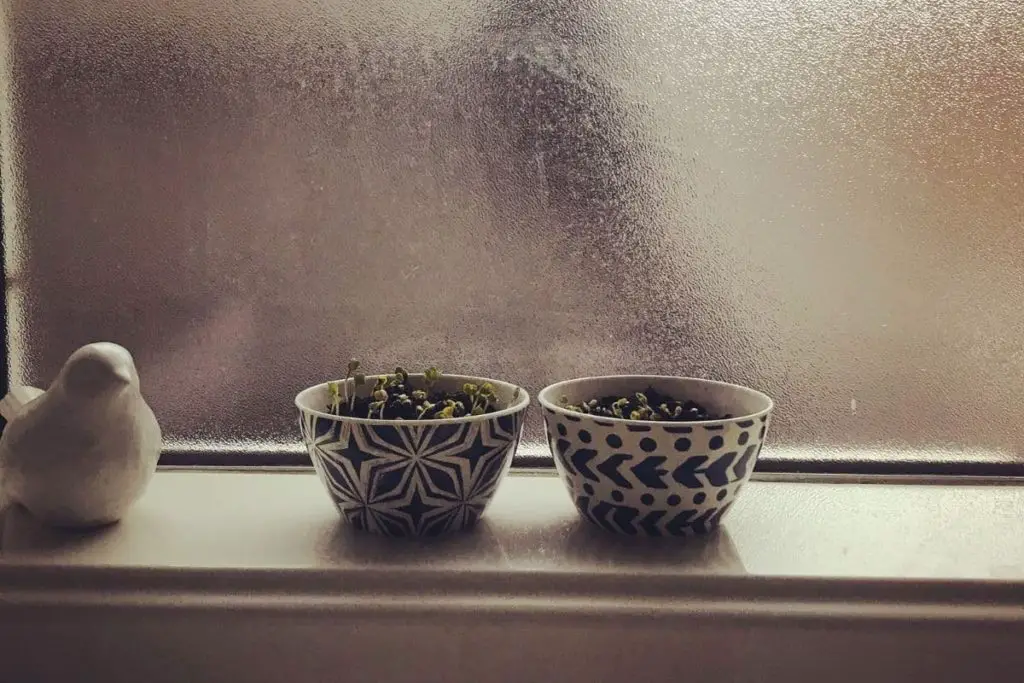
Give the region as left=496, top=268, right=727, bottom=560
left=538, top=376, right=774, bottom=537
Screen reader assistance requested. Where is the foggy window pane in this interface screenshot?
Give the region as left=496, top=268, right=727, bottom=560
left=2, top=0, right=1023, bottom=467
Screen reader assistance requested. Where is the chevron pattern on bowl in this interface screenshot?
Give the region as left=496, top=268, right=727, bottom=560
left=539, top=376, right=774, bottom=537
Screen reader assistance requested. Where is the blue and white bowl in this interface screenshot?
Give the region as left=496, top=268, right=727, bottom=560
left=296, top=374, right=529, bottom=537
left=539, top=376, right=774, bottom=537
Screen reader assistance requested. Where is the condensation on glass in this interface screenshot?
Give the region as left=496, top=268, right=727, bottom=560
left=2, top=0, right=1023, bottom=466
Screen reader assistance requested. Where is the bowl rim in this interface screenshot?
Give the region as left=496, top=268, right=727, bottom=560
left=295, top=373, right=530, bottom=425
left=538, top=374, right=774, bottom=426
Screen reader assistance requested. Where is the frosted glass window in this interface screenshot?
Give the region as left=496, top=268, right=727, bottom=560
left=3, top=0, right=1023, bottom=471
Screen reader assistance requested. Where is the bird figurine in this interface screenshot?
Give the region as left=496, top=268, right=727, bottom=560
left=0, top=342, right=162, bottom=530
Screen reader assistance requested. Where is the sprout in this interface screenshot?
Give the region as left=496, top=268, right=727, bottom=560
left=368, top=400, right=385, bottom=419
left=326, top=361, right=504, bottom=419
left=417, top=401, right=436, bottom=419
left=611, top=397, right=630, bottom=419
left=559, top=395, right=581, bottom=413
left=350, top=374, right=366, bottom=411
left=339, top=359, right=364, bottom=411
left=328, top=381, right=342, bottom=415
left=466, top=381, right=497, bottom=413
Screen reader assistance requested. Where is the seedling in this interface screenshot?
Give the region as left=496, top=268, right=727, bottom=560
left=327, top=359, right=367, bottom=416
left=326, top=361, right=512, bottom=420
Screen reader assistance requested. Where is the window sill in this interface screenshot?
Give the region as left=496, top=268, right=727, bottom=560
left=1, top=471, right=1023, bottom=681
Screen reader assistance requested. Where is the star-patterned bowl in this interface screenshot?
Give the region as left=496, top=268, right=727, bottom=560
left=296, top=374, right=529, bottom=537
left=539, top=376, right=774, bottom=537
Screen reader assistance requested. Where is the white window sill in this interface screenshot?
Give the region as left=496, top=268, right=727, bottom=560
left=1, top=470, right=1023, bottom=682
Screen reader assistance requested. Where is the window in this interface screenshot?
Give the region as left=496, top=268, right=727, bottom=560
left=3, top=0, right=1023, bottom=475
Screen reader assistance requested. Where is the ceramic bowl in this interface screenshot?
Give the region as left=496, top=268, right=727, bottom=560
left=296, top=374, right=529, bottom=537
left=538, top=376, right=773, bottom=537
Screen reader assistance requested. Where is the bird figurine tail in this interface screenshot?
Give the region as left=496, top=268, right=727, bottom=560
left=0, top=385, right=44, bottom=548
left=0, top=386, right=45, bottom=422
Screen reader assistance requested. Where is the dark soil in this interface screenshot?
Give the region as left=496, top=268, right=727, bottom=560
left=563, top=386, right=729, bottom=422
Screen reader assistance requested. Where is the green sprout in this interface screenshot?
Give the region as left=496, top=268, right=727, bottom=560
left=611, top=398, right=630, bottom=419
left=325, top=361, right=508, bottom=420
left=369, top=400, right=386, bottom=419
left=477, top=382, right=496, bottom=412
left=383, top=367, right=405, bottom=390
left=328, top=381, right=342, bottom=415
left=416, top=401, right=436, bottom=419
left=560, top=395, right=586, bottom=414
left=628, top=392, right=654, bottom=420
left=350, top=374, right=366, bottom=412
left=340, top=359, right=367, bottom=413
left=463, top=381, right=498, bottom=415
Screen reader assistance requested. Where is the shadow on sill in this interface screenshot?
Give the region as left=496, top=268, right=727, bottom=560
left=157, top=449, right=1024, bottom=478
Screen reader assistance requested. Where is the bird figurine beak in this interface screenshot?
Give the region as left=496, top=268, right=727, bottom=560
left=112, top=364, right=134, bottom=385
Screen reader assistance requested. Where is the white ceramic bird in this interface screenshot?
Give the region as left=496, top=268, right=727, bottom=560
left=0, top=342, right=162, bottom=530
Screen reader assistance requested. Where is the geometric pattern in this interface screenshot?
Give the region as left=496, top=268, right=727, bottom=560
left=574, top=496, right=734, bottom=536
left=543, top=405, right=772, bottom=537
left=300, top=409, right=525, bottom=537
